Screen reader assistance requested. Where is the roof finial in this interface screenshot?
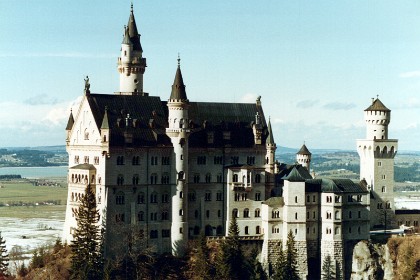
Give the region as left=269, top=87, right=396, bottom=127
left=377, top=94, right=379, bottom=99
left=131, top=2, right=133, bottom=13
left=177, top=53, right=181, bottom=67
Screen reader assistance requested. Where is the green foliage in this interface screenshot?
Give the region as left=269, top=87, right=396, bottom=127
left=249, top=247, right=267, bottom=280
left=31, top=246, right=47, bottom=269
left=215, top=216, right=250, bottom=280
left=70, top=184, right=103, bottom=280
left=273, top=231, right=300, bottom=280
left=190, top=234, right=215, bottom=280
left=17, top=262, right=28, bottom=277
left=272, top=241, right=285, bottom=280
left=0, top=232, right=9, bottom=277
left=321, top=255, right=335, bottom=280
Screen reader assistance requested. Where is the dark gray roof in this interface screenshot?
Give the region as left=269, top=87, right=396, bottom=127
left=70, top=163, right=96, bottom=171
left=395, top=209, right=420, bottom=215
left=82, top=93, right=268, bottom=149
left=263, top=197, right=284, bottom=207
left=266, top=119, right=275, bottom=145
left=282, top=165, right=312, bottom=182
left=122, top=26, right=132, bottom=45
left=365, top=98, right=390, bottom=112
left=66, top=111, right=74, bottom=130
left=87, top=93, right=171, bottom=147
left=127, top=5, right=142, bottom=52
left=297, top=144, right=311, bottom=155
left=169, top=65, right=187, bottom=101
left=305, top=178, right=368, bottom=193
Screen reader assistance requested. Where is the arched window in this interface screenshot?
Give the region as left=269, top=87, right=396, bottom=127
left=137, top=193, right=145, bottom=204
left=245, top=226, right=249, bottom=235
left=132, top=174, right=139, bottom=185
left=232, top=208, right=239, bottom=218
left=205, top=173, right=211, bottom=183
left=295, top=196, right=298, bottom=203
left=217, top=226, right=223, bottom=235
left=116, top=191, right=125, bottom=205
left=150, top=173, right=157, bottom=184
left=117, top=175, right=124, bottom=186
left=256, top=226, right=261, bottom=234
left=255, top=208, right=261, bottom=217
left=233, top=174, right=238, bottom=182
left=138, top=211, right=144, bottom=221
left=150, top=192, right=158, bottom=203
left=243, top=208, right=250, bottom=218
left=335, top=211, right=340, bottom=220
left=382, top=186, right=386, bottom=193
left=255, top=192, right=261, bottom=201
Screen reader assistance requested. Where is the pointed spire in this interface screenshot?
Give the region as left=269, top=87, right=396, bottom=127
left=297, top=143, right=311, bottom=155
left=267, top=117, right=275, bottom=145
left=101, top=106, right=110, bottom=129
left=66, top=109, right=74, bottom=130
left=122, top=25, right=132, bottom=45
left=170, top=56, right=188, bottom=101
left=127, top=3, right=142, bottom=51
left=365, top=97, right=390, bottom=112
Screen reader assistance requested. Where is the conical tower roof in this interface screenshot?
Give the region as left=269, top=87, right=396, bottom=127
left=267, top=118, right=275, bottom=145
left=122, top=26, right=132, bottom=45
left=127, top=4, right=143, bottom=52
left=66, top=110, right=74, bottom=130
left=297, top=144, right=311, bottom=155
left=365, top=98, right=390, bottom=112
left=101, top=107, right=110, bottom=129
left=170, top=58, right=188, bottom=101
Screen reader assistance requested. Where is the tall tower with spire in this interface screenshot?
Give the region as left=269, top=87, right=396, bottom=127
left=166, top=57, right=190, bottom=256
left=357, top=97, right=398, bottom=229
left=117, top=4, right=147, bottom=95
left=265, top=118, right=277, bottom=195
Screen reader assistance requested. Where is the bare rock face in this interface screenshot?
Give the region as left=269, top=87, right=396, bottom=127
left=351, top=240, right=394, bottom=280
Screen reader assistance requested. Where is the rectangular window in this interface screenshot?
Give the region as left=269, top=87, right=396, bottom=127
left=214, top=156, right=223, bottom=165
left=216, top=192, right=223, bottom=201
left=197, top=156, right=206, bottom=165
left=205, top=192, right=211, bottom=201
left=378, top=161, right=382, bottom=167
left=94, top=156, right=99, bottom=165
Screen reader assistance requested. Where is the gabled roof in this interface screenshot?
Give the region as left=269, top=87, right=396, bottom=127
left=305, top=178, right=368, bottom=193
left=365, top=98, right=390, bottom=112
left=86, top=93, right=171, bottom=147
left=66, top=110, right=74, bottom=130
left=297, top=144, right=311, bottom=155
left=282, top=165, right=312, bottom=182
left=83, top=93, right=268, bottom=149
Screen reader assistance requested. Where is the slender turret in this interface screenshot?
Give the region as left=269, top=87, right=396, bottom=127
left=117, top=4, right=147, bottom=95
left=166, top=57, right=190, bottom=256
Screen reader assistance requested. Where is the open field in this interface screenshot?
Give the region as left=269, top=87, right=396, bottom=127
left=0, top=179, right=67, bottom=207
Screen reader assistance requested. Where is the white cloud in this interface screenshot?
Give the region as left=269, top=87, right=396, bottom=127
left=240, top=93, right=259, bottom=103
left=399, top=71, right=420, bottom=78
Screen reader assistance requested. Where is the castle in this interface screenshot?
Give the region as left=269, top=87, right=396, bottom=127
left=63, top=6, right=416, bottom=279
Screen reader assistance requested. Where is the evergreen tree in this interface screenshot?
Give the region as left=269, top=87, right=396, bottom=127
left=70, top=184, right=103, bottom=280
left=272, top=241, right=286, bottom=280
left=0, top=232, right=9, bottom=278
left=321, top=254, right=335, bottom=280
left=249, top=247, right=267, bottom=280
left=191, top=234, right=214, bottom=280
left=215, top=215, right=249, bottom=280
left=283, top=230, right=299, bottom=280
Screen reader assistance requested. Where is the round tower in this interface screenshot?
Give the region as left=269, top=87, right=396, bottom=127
left=117, top=4, right=147, bottom=95
left=357, top=97, right=397, bottom=229
left=166, top=58, right=190, bottom=256
left=296, top=143, right=311, bottom=172
left=364, top=97, right=390, bottom=140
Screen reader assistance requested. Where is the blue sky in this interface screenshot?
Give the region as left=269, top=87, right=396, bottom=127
left=1, top=1, right=419, bottom=151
